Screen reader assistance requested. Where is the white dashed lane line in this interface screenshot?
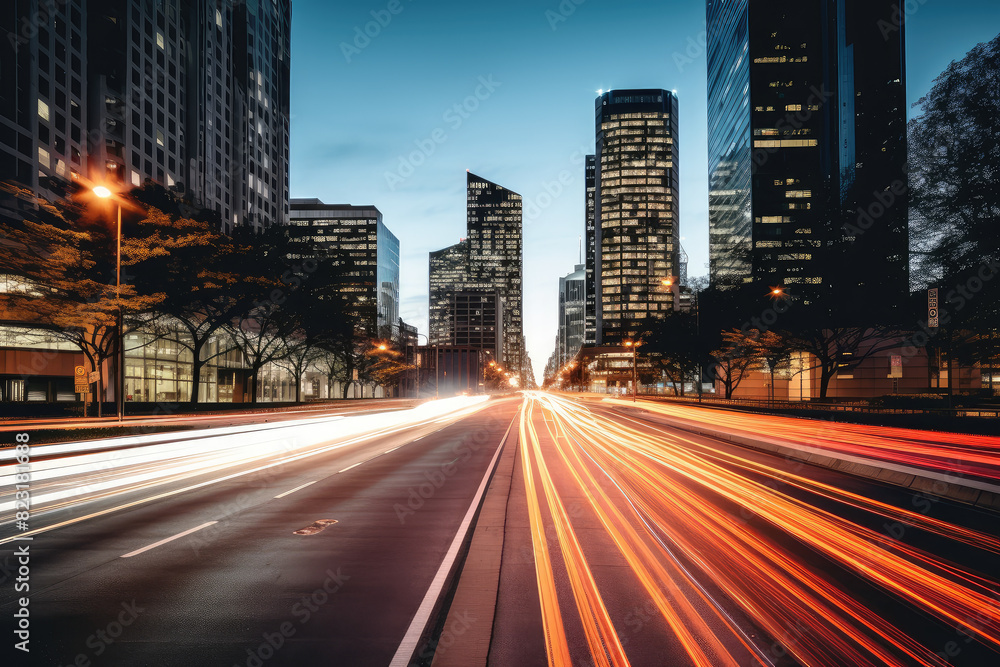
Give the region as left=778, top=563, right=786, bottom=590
left=274, top=481, right=317, bottom=499
left=121, top=521, right=217, bottom=558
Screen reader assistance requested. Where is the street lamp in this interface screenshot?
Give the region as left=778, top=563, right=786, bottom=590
left=93, top=185, right=123, bottom=422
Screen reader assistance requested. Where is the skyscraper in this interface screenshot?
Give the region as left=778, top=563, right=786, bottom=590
left=428, top=172, right=525, bottom=381
left=288, top=199, right=399, bottom=337
left=584, top=154, right=597, bottom=345
left=595, top=89, right=680, bottom=345
left=1, top=0, right=291, bottom=232
left=466, top=172, right=524, bottom=377
left=706, top=0, right=908, bottom=317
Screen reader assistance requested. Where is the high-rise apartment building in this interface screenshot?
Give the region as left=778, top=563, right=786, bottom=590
left=595, top=89, right=680, bottom=345
left=584, top=154, right=597, bottom=345
left=1, top=0, right=291, bottom=232
left=288, top=199, right=399, bottom=337
left=706, top=0, right=908, bottom=317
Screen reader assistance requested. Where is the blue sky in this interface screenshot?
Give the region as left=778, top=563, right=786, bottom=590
left=289, top=0, right=1000, bottom=380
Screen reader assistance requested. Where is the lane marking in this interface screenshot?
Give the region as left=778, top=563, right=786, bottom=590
left=388, top=408, right=520, bottom=667
left=293, top=519, right=338, bottom=536
left=274, top=481, right=316, bottom=499
left=338, top=461, right=364, bottom=473
left=121, top=521, right=217, bottom=558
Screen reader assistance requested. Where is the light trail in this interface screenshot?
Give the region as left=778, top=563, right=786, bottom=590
left=603, top=398, right=1000, bottom=482
left=516, top=392, right=1000, bottom=667
left=0, top=396, right=489, bottom=527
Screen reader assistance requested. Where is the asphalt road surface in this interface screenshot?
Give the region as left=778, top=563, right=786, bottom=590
left=3, top=393, right=999, bottom=666
left=2, top=396, right=519, bottom=666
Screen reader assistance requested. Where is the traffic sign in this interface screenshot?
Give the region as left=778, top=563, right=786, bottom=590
left=75, top=381, right=89, bottom=393
left=89, top=371, right=100, bottom=383
left=75, top=365, right=86, bottom=378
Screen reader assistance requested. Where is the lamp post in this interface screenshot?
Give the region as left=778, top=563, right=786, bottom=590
left=93, top=185, right=123, bottom=422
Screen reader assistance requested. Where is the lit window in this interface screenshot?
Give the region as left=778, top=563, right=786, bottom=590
left=156, top=32, right=164, bottom=49
left=156, top=130, right=164, bottom=146
left=38, top=99, right=50, bottom=121
left=38, top=147, right=50, bottom=168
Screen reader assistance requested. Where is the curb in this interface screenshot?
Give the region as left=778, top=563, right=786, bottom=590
left=429, top=411, right=519, bottom=667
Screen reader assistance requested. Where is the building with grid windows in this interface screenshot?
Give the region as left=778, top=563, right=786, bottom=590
left=466, top=172, right=524, bottom=375
left=584, top=154, right=597, bottom=345
left=429, top=240, right=470, bottom=345
left=447, top=291, right=503, bottom=361
left=1, top=0, right=291, bottom=232
left=429, top=172, right=526, bottom=381
left=288, top=199, right=399, bottom=338
left=706, top=0, right=908, bottom=320
left=594, top=89, right=680, bottom=346
left=557, top=264, right=586, bottom=367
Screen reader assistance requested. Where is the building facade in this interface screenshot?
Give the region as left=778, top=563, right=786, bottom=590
left=595, top=89, right=680, bottom=345
left=428, top=240, right=469, bottom=345
left=1, top=0, right=291, bottom=232
left=447, top=291, right=503, bottom=362
left=288, top=199, right=399, bottom=337
left=466, top=171, right=524, bottom=375
left=584, top=154, right=597, bottom=345
left=706, top=0, right=908, bottom=319
left=557, top=264, right=586, bottom=367
left=429, top=172, right=527, bottom=381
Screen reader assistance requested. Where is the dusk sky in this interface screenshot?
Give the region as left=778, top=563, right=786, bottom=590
left=289, top=0, right=1000, bottom=379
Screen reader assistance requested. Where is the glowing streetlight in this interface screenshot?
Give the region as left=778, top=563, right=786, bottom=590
left=93, top=184, right=123, bottom=422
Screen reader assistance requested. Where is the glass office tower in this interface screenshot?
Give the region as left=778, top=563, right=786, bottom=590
left=595, top=89, right=680, bottom=345
left=288, top=199, right=399, bottom=337
left=584, top=154, right=597, bottom=345
left=466, top=172, right=524, bottom=377
left=707, top=0, right=908, bottom=318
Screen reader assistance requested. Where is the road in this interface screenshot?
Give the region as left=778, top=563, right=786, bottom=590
left=1, top=396, right=519, bottom=666
left=488, top=393, right=1000, bottom=667
left=3, top=393, right=999, bottom=666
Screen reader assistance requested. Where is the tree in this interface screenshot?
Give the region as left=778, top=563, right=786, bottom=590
left=364, top=342, right=411, bottom=396
left=641, top=312, right=707, bottom=396
left=274, top=263, right=356, bottom=402
left=709, top=329, right=761, bottom=399
left=0, top=183, right=165, bottom=411
left=124, top=185, right=262, bottom=404
left=909, top=33, right=1000, bottom=389
left=781, top=325, right=904, bottom=400
left=754, top=330, right=790, bottom=402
